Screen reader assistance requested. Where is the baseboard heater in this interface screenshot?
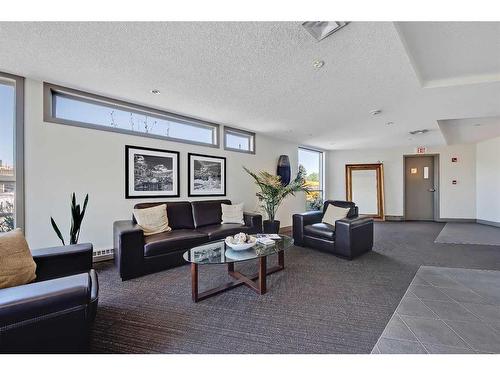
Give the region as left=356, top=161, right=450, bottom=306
left=93, top=248, right=114, bottom=262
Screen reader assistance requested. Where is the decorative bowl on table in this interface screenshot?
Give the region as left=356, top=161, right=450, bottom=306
left=224, top=233, right=257, bottom=251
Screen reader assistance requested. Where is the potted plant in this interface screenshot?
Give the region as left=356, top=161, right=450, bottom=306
left=244, top=165, right=309, bottom=233
left=50, top=192, right=89, bottom=245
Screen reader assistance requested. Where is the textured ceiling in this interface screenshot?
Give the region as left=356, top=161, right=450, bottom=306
left=0, top=21, right=499, bottom=150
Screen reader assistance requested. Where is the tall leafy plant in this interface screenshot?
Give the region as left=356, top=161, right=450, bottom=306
left=51, top=193, right=89, bottom=245
left=243, top=165, right=309, bottom=222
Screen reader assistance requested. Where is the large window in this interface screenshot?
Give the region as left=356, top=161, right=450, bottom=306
left=0, top=72, right=24, bottom=232
left=223, top=126, right=255, bottom=154
left=298, top=147, right=324, bottom=211
left=44, top=83, right=220, bottom=147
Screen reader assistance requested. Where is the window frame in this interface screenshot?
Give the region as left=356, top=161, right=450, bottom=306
left=223, top=126, right=256, bottom=154
left=43, top=82, right=220, bottom=148
left=298, top=146, right=325, bottom=210
left=0, top=71, right=24, bottom=230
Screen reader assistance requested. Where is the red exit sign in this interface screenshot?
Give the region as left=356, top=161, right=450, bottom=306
left=416, top=146, right=427, bottom=154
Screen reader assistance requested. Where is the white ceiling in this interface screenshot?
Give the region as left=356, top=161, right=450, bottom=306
left=438, top=116, right=500, bottom=145
left=0, top=21, right=499, bottom=150
left=396, top=22, right=500, bottom=88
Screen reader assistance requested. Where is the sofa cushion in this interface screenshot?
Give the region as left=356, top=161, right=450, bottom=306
left=143, top=229, right=208, bottom=257
left=133, top=204, right=171, bottom=236
left=221, top=203, right=244, bottom=224
left=134, top=201, right=195, bottom=229
left=196, top=223, right=253, bottom=240
left=322, top=204, right=350, bottom=227
left=323, top=200, right=357, bottom=218
left=191, top=199, right=231, bottom=228
left=0, top=229, right=37, bottom=289
left=304, top=223, right=336, bottom=241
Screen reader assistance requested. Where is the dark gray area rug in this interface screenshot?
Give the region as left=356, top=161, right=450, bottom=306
left=91, top=222, right=500, bottom=353
left=372, top=266, right=500, bottom=354
left=435, top=223, right=500, bottom=246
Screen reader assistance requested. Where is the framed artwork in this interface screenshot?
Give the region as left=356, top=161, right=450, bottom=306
left=188, top=153, right=226, bottom=197
left=125, top=145, right=180, bottom=198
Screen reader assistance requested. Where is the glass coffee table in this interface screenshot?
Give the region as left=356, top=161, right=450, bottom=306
left=183, top=235, right=293, bottom=302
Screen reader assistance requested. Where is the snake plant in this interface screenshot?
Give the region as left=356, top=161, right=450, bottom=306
left=50, top=193, right=89, bottom=245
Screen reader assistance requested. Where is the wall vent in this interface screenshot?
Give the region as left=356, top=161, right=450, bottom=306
left=93, top=248, right=114, bottom=262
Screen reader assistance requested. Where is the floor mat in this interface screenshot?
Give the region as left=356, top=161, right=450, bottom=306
left=435, top=223, right=500, bottom=246
left=372, top=266, right=500, bottom=354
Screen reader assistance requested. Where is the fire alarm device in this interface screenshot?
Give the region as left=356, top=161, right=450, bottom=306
left=452, top=157, right=458, bottom=163
left=452, top=180, right=457, bottom=185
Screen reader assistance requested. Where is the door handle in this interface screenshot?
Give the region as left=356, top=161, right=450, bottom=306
left=428, top=188, right=436, bottom=192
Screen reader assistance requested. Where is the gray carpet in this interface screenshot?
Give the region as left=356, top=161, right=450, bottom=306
left=372, top=266, right=500, bottom=354
left=91, top=222, right=500, bottom=353
left=435, top=223, right=500, bottom=246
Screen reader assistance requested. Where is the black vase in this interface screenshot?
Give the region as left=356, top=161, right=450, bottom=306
left=263, top=220, right=280, bottom=234
left=277, top=155, right=291, bottom=186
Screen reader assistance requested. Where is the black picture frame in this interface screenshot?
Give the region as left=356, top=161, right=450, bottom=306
left=188, top=153, right=226, bottom=197
left=125, top=145, right=180, bottom=199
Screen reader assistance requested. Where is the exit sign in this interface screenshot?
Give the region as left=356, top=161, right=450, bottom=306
left=416, top=146, right=427, bottom=154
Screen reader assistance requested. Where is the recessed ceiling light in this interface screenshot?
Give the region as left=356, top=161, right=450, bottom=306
left=313, top=60, right=325, bottom=69
left=150, top=89, right=161, bottom=95
left=370, top=109, right=382, bottom=116
left=386, top=121, right=394, bottom=126
left=302, top=21, right=349, bottom=41
left=409, top=129, right=429, bottom=135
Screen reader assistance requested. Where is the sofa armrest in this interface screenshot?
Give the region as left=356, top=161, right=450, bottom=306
left=292, top=210, right=323, bottom=245
left=32, top=243, right=93, bottom=281
left=113, top=220, right=145, bottom=280
left=0, top=272, right=93, bottom=328
left=335, top=217, right=374, bottom=259
left=243, top=212, right=262, bottom=233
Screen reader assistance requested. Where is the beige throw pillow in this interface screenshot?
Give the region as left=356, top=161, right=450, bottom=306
left=0, top=228, right=37, bottom=289
left=322, top=205, right=350, bottom=227
left=221, top=203, right=245, bottom=225
left=133, top=204, right=171, bottom=236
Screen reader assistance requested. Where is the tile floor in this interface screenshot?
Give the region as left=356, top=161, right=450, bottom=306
left=372, top=266, right=500, bottom=354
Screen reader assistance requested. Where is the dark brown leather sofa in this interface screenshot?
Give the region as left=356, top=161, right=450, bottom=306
left=113, top=199, right=262, bottom=280
left=293, top=200, right=374, bottom=259
left=0, top=243, right=98, bottom=353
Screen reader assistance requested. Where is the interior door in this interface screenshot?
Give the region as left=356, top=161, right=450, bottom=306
left=405, top=156, right=435, bottom=220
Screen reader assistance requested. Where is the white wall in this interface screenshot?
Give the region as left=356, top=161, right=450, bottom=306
left=476, top=136, right=500, bottom=223
left=327, top=144, right=477, bottom=219
left=24, top=79, right=308, bottom=250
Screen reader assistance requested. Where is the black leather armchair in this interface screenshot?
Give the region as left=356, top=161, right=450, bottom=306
left=293, top=200, right=373, bottom=259
left=0, top=243, right=98, bottom=353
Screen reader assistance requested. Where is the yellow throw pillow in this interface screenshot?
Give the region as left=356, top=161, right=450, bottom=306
left=322, top=205, right=351, bottom=227
left=133, top=204, right=171, bottom=236
left=0, top=228, right=37, bottom=289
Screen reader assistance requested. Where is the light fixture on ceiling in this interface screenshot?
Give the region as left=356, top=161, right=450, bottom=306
left=150, top=89, right=161, bottom=95
left=370, top=109, right=382, bottom=116
left=386, top=121, right=394, bottom=126
left=409, top=129, right=429, bottom=135
left=302, top=21, right=349, bottom=42
left=313, top=60, right=325, bottom=69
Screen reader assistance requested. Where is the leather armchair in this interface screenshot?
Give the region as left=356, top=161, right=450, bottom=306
left=0, top=243, right=98, bottom=353
left=292, top=200, right=373, bottom=259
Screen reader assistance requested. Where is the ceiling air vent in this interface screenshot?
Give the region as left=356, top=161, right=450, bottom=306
left=302, top=21, right=349, bottom=41
left=409, top=129, right=430, bottom=135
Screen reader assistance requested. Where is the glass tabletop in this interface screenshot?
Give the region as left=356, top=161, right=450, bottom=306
left=183, top=234, right=294, bottom=265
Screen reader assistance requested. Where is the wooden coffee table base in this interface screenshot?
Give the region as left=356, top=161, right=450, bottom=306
left=191, top=251, right=284, bottom=302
